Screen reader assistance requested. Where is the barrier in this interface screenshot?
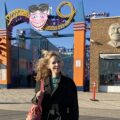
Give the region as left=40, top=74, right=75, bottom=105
left=90, top=81, right=99, bottom=101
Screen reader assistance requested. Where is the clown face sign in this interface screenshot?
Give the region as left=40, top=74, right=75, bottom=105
left=29, top=4, right=49, bottom=30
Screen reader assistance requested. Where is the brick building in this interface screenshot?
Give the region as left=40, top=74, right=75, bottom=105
left=90, top=17, right=120, bottom=92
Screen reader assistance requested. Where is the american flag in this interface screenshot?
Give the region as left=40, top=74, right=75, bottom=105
left=73, top=22, right=86, bottom=31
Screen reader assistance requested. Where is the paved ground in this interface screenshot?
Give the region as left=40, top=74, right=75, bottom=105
left=0, top=109, right=120, bottom=120
left=0, top=89, right=120, bottom=120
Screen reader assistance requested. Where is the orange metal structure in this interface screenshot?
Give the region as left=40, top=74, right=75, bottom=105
left=74, top=25, right=86, bottom=90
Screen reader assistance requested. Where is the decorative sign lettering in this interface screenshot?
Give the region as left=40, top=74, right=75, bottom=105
left=6, top=1, right=76, bottom=31
left=44, top=1, right=76, bottom=31
left=0, top=36, right=7, bottom=65
left=6, top=9, right=29, bottom=26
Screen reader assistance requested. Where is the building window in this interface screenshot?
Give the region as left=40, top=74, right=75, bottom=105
left=99, top=54, right=120, bottom=86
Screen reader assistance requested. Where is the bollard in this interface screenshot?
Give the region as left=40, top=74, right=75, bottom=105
left=90, top=81, right=99, bottom=101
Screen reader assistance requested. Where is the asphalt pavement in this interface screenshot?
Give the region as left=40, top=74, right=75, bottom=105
left=0, top=89, right=120, bottom=120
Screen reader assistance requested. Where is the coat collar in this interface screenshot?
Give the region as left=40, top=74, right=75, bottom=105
left=44, top=75, right=62, bottom=96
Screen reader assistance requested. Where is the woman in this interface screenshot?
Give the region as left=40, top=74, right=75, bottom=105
left=33, top=50, right=79, bottom=120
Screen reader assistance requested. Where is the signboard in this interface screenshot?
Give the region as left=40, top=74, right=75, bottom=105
left=6, top=1, right=76, bottom=31
left=76, top=60, right=81, bottom=67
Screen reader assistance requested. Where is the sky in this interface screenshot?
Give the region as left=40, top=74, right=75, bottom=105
left=2, top=0, right=120, bottom=48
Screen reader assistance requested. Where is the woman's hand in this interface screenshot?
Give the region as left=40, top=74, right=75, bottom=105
left=36, top=91, right=41, bottom=99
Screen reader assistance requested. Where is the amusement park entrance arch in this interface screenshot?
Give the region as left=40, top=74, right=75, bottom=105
left=0, top=1, right=86, bottom=90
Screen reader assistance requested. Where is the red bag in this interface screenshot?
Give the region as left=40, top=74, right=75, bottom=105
left=26, top=80, right=44, bottom=120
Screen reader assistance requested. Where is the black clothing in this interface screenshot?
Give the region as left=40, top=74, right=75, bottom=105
left=33, top=75, right=79, bottom=120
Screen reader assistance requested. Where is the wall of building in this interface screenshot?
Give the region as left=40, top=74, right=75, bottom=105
left=90, top=17, right=120, bottom=92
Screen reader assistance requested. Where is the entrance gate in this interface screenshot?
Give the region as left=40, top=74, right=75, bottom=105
left=0, top=0, right=86, bottom=90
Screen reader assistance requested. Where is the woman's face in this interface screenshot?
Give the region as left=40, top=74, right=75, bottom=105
left=48, top=56, right=62, bottom=76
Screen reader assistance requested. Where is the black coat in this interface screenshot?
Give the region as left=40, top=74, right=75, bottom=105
left=33, top=75, right=79, bottom=120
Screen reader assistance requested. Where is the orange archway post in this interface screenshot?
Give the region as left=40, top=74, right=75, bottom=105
left=73, top=0, right=86, bottom=90
left=0, top=32, right=11, bottom=87
left=0, top=1, right=11, bottom=88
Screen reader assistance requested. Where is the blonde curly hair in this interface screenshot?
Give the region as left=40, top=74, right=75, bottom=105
left=34, top=50, right=63, bottom=81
